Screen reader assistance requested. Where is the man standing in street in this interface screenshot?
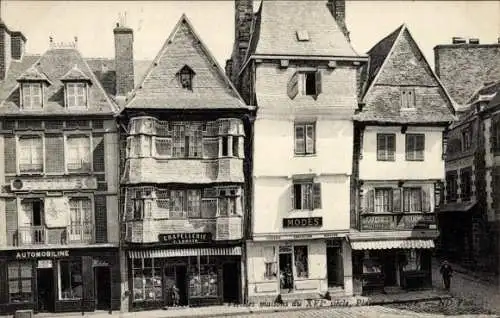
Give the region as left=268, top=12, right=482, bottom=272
left=440, top=260, right=453, bottom=291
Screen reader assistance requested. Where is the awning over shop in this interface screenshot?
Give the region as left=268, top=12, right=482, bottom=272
left=350, top=239, right=435, bottom=250
left=128, top=246, right=242, bottom=259
left=437, top=200, right=477, bottom=213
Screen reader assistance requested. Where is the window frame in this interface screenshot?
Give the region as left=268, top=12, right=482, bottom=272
left=445, top=171, right=458, bottom=202
left=405, top=133, right=425, bottom=161
left=21, top=82, right=43, bottom=110
left=374, top=187, right=393, bottom=213
left=131, top=258, right=162, bottom=302
left=68, top=197, right=93, bottom=242
left=58, top=259, right=83, bottom=300
left=402, top=187, right=423, bottom=212
left=65, top=82, right=88, bottom=109
left=17, top=134, right=44, bottom=174
left=294, top=123, right=316, bottom=156
left=460, top=168, right=473, bottom=201
left=376, top=133, right=396, bottom=161
left=292, top=180, right=321, bottom=210
left=8, top=261, right=33, bottom=304
left=461, top=127, right=472, bottom=151
left=300, top=70, right=322, bottom=98
left=65, top=134, right=92, bottom=173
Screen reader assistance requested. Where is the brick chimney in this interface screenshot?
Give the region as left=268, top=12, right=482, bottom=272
left=327, top=0, right=350, bottom=41
left=114, top=22, right=134, bottom=97
left=0, top=21, right=12, bottom=80
left=231, top=0, right=253, bottom=82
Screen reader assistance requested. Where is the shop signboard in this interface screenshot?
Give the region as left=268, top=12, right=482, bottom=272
left=15, top=249, right=70, bottom=260
left=158, top=232, right=212, bottom=244
left=282, top=217, right=323, bottom=228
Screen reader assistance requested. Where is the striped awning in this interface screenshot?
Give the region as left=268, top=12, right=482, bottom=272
left=350, top=239, right=435, bottom=250
left=128, top=247, right=241, bottom=259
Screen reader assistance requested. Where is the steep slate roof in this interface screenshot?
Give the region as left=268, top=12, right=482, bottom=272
left=60, top=64, right=91, bottom=82
left=125, top=14, right=248, bottom=110
left=17, top=65, right=51, bottom=83
left=355, top=24, right=455, bottom=124
left=0, top=48, right=118, bottom=116
left=245, top=0, right=361, bottom=58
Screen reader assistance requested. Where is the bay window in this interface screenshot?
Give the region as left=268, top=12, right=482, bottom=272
left=66, top=135, right=91, bottom=172
left=59, top=260, right=82, bottom=300
left=18, top=136, right=43, bottom=173
left=8, top=262, right=32, bottom=303
left=218, top=189, right=238, bottom=216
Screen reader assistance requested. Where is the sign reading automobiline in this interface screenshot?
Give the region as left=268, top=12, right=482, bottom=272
left=158, top=232, right=212, bottom=244
left=16, top=250, right=70, bottom=259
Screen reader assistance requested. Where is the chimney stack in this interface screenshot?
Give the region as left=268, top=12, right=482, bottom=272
left=231, top=0, right=253, bottom=82
left=114, top=18, right=134, bottom=97
left=452, top=37, right=467, bottom=44
left=469, top=38, right=480, bottom=45
left=327, top=0, right=350, bottom=41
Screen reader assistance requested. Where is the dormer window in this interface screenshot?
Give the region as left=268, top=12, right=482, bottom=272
left=177, top=65, right=195, bottom=91
left=66, top=82, right=87, bottom=108
left=21, top=83, right=43, bottom=109
left=61, top=65, right=91, bottom=109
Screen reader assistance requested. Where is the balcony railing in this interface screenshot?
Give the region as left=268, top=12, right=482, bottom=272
left=359, top=213, right=436, bottom=231
left=14, top=222, right=94, bottom=246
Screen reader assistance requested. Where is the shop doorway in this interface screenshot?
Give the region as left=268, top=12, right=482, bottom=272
left=175, top=266, right=188, bottom=306
left=327, top=243, right=344, bottom=287
left=94, top=267, right=111, bottom=310
left=279, top=251, right=293, bottom=291
left=36, top=268, right=54, bottom=312
left=383, top=252, right=398, bottom=286
left=222, top=263, right=239, bottom=303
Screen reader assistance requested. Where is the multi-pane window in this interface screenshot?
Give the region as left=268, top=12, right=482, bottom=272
left=401, top=88, right=416, bottom=109
left=292, top=181, right=321, bottom=210
left=377, top=134, right=395, bottom=161
left=187, top=190, right=201, bottom=218
left=171, top=124, right=203, bottom=158
left=69, top=198, right=92, bottom=242
left=403, top=188, right=422, bottom=212
left=8, top=262, right=32, bottom=303
left=294, top=123, right=315, bottom=155
left=18, top=136, right=43, bottom=173
left=66, top=135, right=91, bottom=172
left=59, top=260, right=83, bottom=300
left=155, top=137, right=172, bottom=157
left=406, top=134, right=425, bottom=161
left=170, top=190, right=186, bottom=219
left=460, top=168, right=473, bottom=201
left=132, top=258, right=162, bottom=302
left=66, top=83, right=87, bottom=108
left=446, top=171, right=458, bottom=202
left=263, top=247, right=277, bottom=280
left=22, top=83, right=42, bottom=109
left=462, top=127, right=472, bottom=151
left=218, top=189, right=238, bottom=217
left=375, top=188, right=393, bottom=213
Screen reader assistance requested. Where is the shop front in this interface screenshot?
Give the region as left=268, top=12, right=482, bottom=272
left=126, top=236, right=243, bottom=311
left=350, top=240, right=434, bottom=295
left=0, top=247, right=120, bottom=315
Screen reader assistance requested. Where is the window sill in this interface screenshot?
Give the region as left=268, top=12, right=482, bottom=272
left=405, top=159, right=425, bottom=162
left=294, top=154, right=317, bottom=158
left=376, top=159, right=396, bottom=162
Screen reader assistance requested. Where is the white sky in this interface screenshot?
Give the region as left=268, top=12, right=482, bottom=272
left=2, top=1, right=500, bottom=68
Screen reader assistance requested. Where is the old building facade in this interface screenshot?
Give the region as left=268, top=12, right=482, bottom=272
left=229, top=0, right=368, bottom=301
left=351, top=25, right=455, bottom=294
left=434, top=38, right=500, bottom=272
left=0, top=21, right=122, bottom=315
left=119, top=15, right=253, bottom=311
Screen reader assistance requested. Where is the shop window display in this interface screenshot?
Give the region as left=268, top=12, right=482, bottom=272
left=132, top=258, right=162, bottom=302
left=293, top=246, right=309, bottom=278
left=188, top=257, right=218, bottom=298
left=59, top=260, right=83, bottom=300
left=362, top=252, right=381, bottom=274
left=403, top=250, right=421, bottom=271
left=8, top=262, right=32, bottom=303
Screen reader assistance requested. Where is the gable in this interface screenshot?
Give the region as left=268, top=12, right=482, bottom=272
left=126, top=16, right=247, bottom=110
left=375, top=29, right=437, bottom=87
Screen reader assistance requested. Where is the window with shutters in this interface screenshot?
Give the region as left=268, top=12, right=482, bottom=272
left=69, top=198, right=93, bottom=242
left=8, top=262, right=32, bottom=303
left=294, top=123, right=315, bottom=155
left=401, top=88, right=416, bottom=109
left=66, top=135, right=91, bottom=172
left=65, top=82, right=87, bottom=108
left=460, top=168, right=472, bottom=201
left=302, top=71, right=322, bottom=98
left=18, top=136, right=43, bottom=173
left=21, top=83, right=42, bottom=109
left=374, top=188, right=393, bottom=213
left=292, top=180, right=321, bottom=210
left=377, top=134, right=396, bottom=161
left=406, top=134, right=425, bottom=161
left=445, top=171, right=458, bottom=202
left=403, top=188, right=422, bottom=212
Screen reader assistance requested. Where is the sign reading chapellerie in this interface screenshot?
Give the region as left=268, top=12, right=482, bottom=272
left=16, top=250, right=70, bottom=260
left=283, top=217, right=323, bottom=228
left=158, top=232, right=212, bottom=244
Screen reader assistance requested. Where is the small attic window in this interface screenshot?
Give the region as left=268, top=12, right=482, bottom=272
left=66, top=82, right=88, bottom=108
left=21, top=83, right=43, bottom=110
left=296, top=30, right=310, bottom=42
left=177, top=65, right=195, bottom=91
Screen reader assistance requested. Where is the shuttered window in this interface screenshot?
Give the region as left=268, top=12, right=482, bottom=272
left=69, top=198, right=92, bottom=243
left=406, top=134, right=425, bottom=161
left=377, top=134, right=396, bottom=161
left=92, top=134, right=105, bottom=172
left=18, top=136, right=43, bottom=173
left=292, top=181, right=321, bottom=210
left=403, top=188, right=422, bottom=212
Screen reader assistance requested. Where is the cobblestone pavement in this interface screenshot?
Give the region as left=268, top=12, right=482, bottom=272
left=215, top=305, right=497, bottom=318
